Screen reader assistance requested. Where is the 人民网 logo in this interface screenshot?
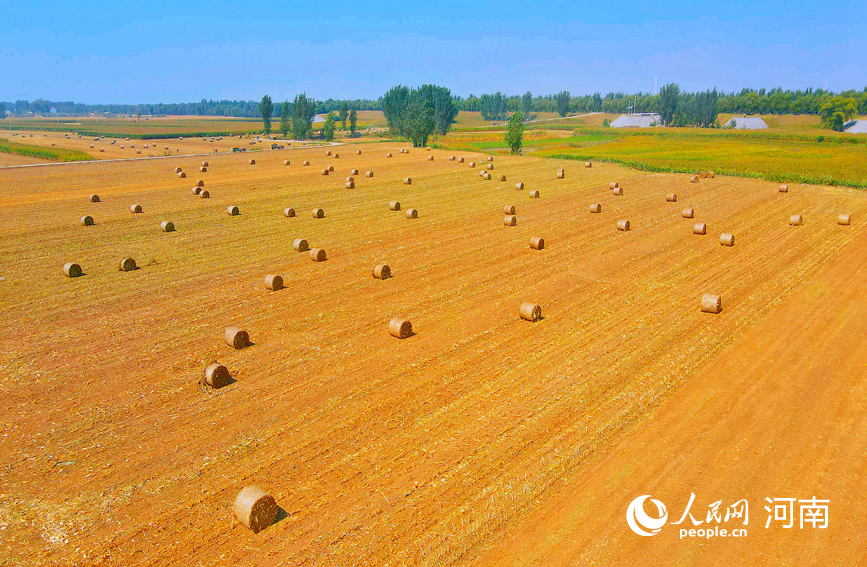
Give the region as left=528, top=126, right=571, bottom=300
left=626, top=495, right=668, bottom=536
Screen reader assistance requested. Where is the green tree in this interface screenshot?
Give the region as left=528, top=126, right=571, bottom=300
left=819, top=96, right=857, bottom=131
left=349, top=107, right=358, bottom=136
left=323, top=111, right=336, bottom=141
left=658, top=83, right=680, bottom=126
left=382, top=84, right=457, bottom=145
left=339, top=101, right=349, bottom=130
left=555, top=91, right=571, bottom=117
left=259, top=95, right=273, bottom=135
left=505, top=111, right=524, bottom=154
left=280, top=100, right=290, bottom=137
left=522, top=91, right=533, bottom=117
left=0, top=102, right=6, bottom=119
left=291, top=93, right=317, bottom=140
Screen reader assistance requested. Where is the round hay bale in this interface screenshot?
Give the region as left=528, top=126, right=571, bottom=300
left=160, top=221, right=175, bottom=232
left=503, top=215, right=517, bottom=226
left=178, top=172, right=186, bottom=178
left=130, top=204, right=143, bottom=214
left=584, top=161, right=592, bottom=168
left=482, top=172, right=492, bottom=180
left=227, top=206, right=240, bottom=216
left=699, top=171, right=708, bottom=179
left=519, top=302, right=542, bottom=322
left=366, top=171, right=374, bottom=178
left=200, top=190, right=210, bottom=199
left=80, top=215, right=94, bottom=226
left=389, top=201, right=401, bottom=211
left=283, top=207, right=296, bottom=217
left=529, top=190, right=540, bottom=199
left=404, top=177, right=412, bottom=185
left=310, top=248, right=327, bottom=262
left=498, top=174, right=507, bottom=181
left=200, top=167, right=207, bottom=172
left=693, top=223, right=707, bottom=235
left=312, top=208, right=324, bottom=218
left=838, top=213, right=852, bottom=225
left=389, top=318, right=413, bottom=339
left=345, top=176, right=355, bottom=183
left=350, top=168, right=359, bottom=175
left=708, top=171, right=715, bottom=178
left=202, top=161, right=209, bottom=167
left=458, top=157, right=465, bottom=163
left=529, top=236, right=545, bottom=250
left=293, top=238, right=309, bottom=252
left=120, top=145, right=125, bottom=149
left=608, top=182, right=619, bottom=189
left=503, top=205, right=516, bottom=215
left=321, top=168, right=330, bottom=175
left=373, top=263, right=391, bottom=280
left=428, top=155, right=434, bottom=161
left=666, top=193, right=678, bottom=202
left=469, top=162, right=476, bottom=168
left=283, top=160, right=290, bottom=166
left=557, top=169, right=565, bottom=179
left=328, top=165, right=334, bottom=172
left=249, top=159, right=256, bottom=165
left=449, top=155, right=456, bottom=161
left=486, top=163, right=494, bottom=170
left=118, top=257, right=137, bottom=272
left=204, top=363, right=230, bottom=388
left=356, top=150, right=362, bottom=155
left=233, top=486, right=277, bottom=533
left=720, top=233, right=735, bottom=246
left=63, top=262, right=82, bottom=278
left=264, top=274, right=283, bottom=290
left=325, top=150, right=332, bottom=156
left=790, top=214, right=803, bottom=226
left=590, top=203, right=602, bottom=213
left=333, top=153, right=339, bottom=159
left=192, top=186, right=202, bottom=195
left=690, top=175, right=699, bottom=183
left=136, top=151, right=141, bottom=155
left=612, top=187, right=624, bottom=196
left=303, top=160, right=310, bottom=166
left=515, top=182, right=524, bottom=191
left=196, top=180, right=205, bottom=187
left=224, top=327, right=249, bottom=349
left=346, top=181, right=355, bottom=189
left=616, top=220, right=630, bottom=231
left=386, top=152, right=393, bottom=158
left=701, top=294, right=722, bottom=314
left=779, top=184, right=789, bottom=193
left=406, top=208, right=418, bottom=219
left=682, top=208, right=695, bottom=219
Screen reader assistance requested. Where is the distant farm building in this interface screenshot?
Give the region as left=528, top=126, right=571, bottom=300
left=611, top=113, right=663, bottom=128
left=723, top=116, right=768, bottom=130
left=843, top=120, right=867, bottom=134
left=312, top=115, right=326, bottom=124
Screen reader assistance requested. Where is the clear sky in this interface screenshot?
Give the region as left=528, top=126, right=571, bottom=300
left=1, top=0, right=864, bottom=103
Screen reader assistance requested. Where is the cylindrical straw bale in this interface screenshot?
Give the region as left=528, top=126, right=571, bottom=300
left=520, top=302, right=542, bottom=322
left=233, top=486, right=277, bottom=533
left=701, top=294, right=722, bottom=314
left=204, top=363, right=230, bottom=388
left=264, top=274, right=283, bottom=290
left=224, top=327, right=249, bottom=349
left=373, top=264, right=391, bottom=280
left=529, top=237, right=545, bottom=250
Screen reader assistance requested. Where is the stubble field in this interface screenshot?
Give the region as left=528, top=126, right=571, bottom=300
left=1, top=142, right=865, bottom=565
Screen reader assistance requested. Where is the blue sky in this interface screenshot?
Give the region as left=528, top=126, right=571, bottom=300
left=1, top=1, right=864, bottom=103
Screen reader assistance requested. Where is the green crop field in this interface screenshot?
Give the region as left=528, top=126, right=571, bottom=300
left=434, top=124, right=867, bottom=188
left=0, top=138, right=94, bottom=162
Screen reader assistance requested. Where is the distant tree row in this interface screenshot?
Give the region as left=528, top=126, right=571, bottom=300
left=0, top=98, right=380, bottom=118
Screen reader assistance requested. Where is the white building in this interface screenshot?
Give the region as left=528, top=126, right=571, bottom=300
left=611, top=113, right=663, bottom=128
left=722, top=116, right=768, bottom=129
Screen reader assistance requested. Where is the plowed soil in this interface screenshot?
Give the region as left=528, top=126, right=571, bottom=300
left=0, top=143, right=863, bottom=566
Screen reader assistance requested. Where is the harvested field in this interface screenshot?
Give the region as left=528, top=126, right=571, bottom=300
left=1, top=141, right=866, bottom=566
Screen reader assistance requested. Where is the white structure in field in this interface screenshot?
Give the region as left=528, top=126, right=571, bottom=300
left=312, top=115, right=326, bottom=123
left=611, top=113, right=663, bottom=128
left=843, top=120, right=867, bottom=134
left=722, top=116, right=768, bottom=129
